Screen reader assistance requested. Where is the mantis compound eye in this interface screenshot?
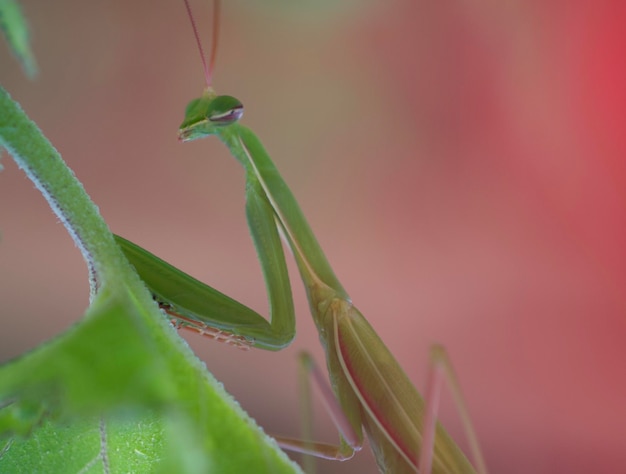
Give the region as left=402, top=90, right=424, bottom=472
left=208, top=95, right=244, bottom=125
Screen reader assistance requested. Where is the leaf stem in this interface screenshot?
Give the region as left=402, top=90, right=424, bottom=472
left=0, top=86, right=137, bottom=297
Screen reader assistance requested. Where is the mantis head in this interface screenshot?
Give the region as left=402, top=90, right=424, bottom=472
left=178, top=89, right=244, bottom=142
left=179, top=1, right=241, bottom=142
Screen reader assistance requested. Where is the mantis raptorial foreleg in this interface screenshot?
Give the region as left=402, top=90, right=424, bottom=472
left=114, top=1, right=489, bottom=472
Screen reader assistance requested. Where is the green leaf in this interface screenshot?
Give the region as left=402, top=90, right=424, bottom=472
left=0, top=415, right=166, bottom=473
left=0, top=285, right=300, bottom=473
left=0, top=0, right=37, bottom=78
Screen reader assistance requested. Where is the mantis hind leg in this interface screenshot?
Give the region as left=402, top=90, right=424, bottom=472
left=272, top=352, right=363, bottom=473
left=421, top=344, right=489, bottom=474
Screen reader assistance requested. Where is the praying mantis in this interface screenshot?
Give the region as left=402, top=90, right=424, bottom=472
left=114, top=1, right=488, bottom=473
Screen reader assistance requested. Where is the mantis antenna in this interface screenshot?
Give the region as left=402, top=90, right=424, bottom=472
left=182, top=0, right=221, bottom=88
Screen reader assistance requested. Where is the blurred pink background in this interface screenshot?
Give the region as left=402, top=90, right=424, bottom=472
left=1, top=1, right=625, bottom=472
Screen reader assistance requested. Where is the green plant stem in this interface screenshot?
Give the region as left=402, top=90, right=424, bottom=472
left=0, top=86, right=142, bottom=298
